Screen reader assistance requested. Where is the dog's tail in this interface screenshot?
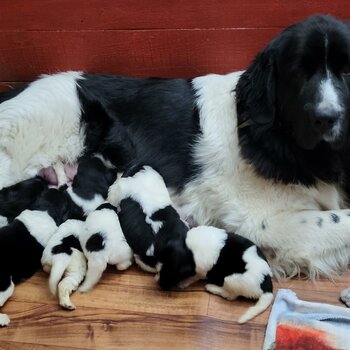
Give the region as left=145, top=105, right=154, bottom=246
left=49, top=254, right=71, bottom=296
left=238, top=292, right=274, bottom=324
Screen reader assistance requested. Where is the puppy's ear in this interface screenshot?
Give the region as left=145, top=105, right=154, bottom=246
left=236, top=47, right=276, bottom=126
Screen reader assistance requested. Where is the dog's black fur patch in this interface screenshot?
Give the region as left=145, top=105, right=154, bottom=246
left=330, top=213, right=340, bottom=223
left=51, top=235, right=82, bottom=255
left=95, top=202, right=118, bottom=212
left=0, top=176, right=47, bottom=222
left=205, top=233, right=273, bottom=293
left=236, top=15, right=350, bottom=186
left=118, top=198, right=157, bottom=267
left=154, top=207, right=195, bottom=290
left=30, top=187, right=84, bottom=225
left=85, top=233, right=105, bottom=252
left=260, top=273, right=273, bottom=293
left=78, top=75, right=201, bottom=189
left=71, top=156, right=117, bottom=200
left=206, top=233, right=254, bottom=286
left=0, top=220, right=44, bottom=286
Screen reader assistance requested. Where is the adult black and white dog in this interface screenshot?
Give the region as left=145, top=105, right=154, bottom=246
left=1, top=15, right=350, bottom=278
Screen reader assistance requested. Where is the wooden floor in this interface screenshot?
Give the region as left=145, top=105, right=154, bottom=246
left=1, top=266, right=349, bottom=350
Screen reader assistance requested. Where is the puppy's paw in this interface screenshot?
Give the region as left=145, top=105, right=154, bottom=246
left=116, top=260, right=132, bottom=271
left=42, top=264, right=51, bottom=273
left=0, top=313, right=10, bottom=327
left=340, top=287, right=350, bottom=307
left=78, top=284, right=92, bottom=293
left=59, top=300, right=76, bottom=311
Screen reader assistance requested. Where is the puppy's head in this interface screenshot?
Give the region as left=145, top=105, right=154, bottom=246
left=157, top=238, right=196, bottom=290
left=237, top=15, right=350, bottom=150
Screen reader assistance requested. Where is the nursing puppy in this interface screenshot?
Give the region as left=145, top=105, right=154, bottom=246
left=78, top=203, right=133, bottom=292
left=0, top=176, right=47, bottom=226
left=66, top=154, right=117, bottom=215
left=108, top=165, right=192, bottom=278
left=160, top=226, right=273, bottom=323
left=41, top=219, right=86, bottom=310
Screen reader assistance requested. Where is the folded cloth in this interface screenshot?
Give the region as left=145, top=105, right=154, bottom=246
left=263, top=289, right=350, bottom=350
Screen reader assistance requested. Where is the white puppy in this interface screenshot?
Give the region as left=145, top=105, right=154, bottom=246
left=78, top=203, right=133, bottom=292
left=41, top=219, right=87, bottom=309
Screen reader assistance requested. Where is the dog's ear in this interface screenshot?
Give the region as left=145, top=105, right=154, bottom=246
left=236, top=46, right=276, bottom=126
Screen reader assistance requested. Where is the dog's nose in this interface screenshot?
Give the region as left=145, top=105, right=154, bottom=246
left=313, top=111, right=339, bottom=133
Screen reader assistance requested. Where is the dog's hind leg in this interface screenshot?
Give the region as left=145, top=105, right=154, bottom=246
left=78, top=256, right=107, bottom=292
left=205, top=283, right=237, bottom=301
left=58, top=249, right=87, bottom=310
left=0, top=275, right=14, bottom=327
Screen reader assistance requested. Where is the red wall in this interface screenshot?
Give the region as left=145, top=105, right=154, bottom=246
left=0, top=0, right=349, bottom=89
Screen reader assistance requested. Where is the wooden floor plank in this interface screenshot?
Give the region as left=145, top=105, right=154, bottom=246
left=1, top=266, right=349, bottom=350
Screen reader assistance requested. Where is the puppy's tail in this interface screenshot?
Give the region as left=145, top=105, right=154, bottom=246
left=238, top=292, right=274, bottom=324
left=49, top=254, right=71, bottom=296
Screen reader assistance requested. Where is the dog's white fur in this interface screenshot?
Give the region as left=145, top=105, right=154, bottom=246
left=66, top=187, right=104, bottom=216
left=108, top=165, right=172, bottom=228
left=0, top=72, right=85, bottom=189
left=179, top=226, right=273, bottom=323
left=78, top=207, right=133, bottom=292
left=17, top=210, right=58, bottom=246
left=57, top=248, right=87, bottom=310
left=0, top=280, right=14, bottom=326
left=1, top=71, right=350, bottom=278
left=41, top=219, right=86, bottom=309
left=0, top=215, right=8, bottom=228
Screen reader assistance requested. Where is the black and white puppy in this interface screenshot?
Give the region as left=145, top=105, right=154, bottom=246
left=0, top=210, right=58, bottom=326
left=78, top=203, right=133, bottom=292
left=0, top=186, right=85, bottom=326
left=66, top=154, right=117, bottom=215
left=169, top=226, right=273, bottom=324
left=0, top=176, right=47, bottom=227
left=41, top=219, right=86, bottom=310
left=108, top=165, right=193, bottom=285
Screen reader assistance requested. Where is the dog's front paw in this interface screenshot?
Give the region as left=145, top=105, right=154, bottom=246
left=340, top=287, right=350, bottom=307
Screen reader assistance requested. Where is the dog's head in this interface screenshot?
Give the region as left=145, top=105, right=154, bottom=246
left=157, top=238, right=196, bottom=290
left=237, top=15, right=350, bottom=151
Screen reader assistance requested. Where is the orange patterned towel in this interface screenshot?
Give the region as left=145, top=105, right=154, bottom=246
left=263, top=289, right=350, bottom=350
